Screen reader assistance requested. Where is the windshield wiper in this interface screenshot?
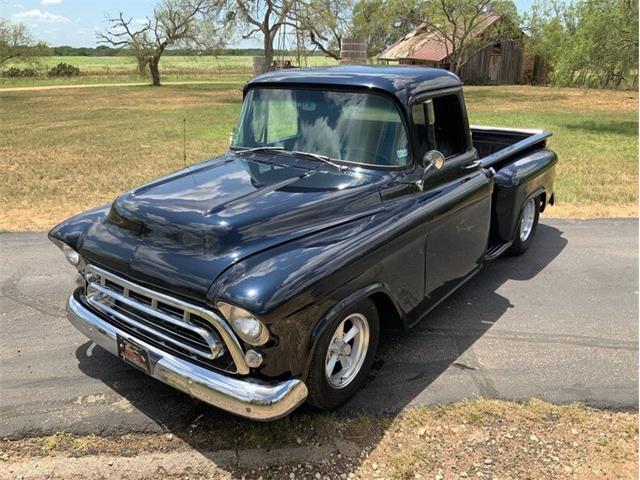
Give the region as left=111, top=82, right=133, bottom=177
left=286, top=150, right=348, bottom=171
left=233, top=146, right=347, bottom=171
left=233, top=146, right=285, bottom=154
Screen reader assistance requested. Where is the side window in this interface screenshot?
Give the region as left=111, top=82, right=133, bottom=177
left=431, top=94, right=469, bottom=158
left=411, top=94, right=469, bottom=160
left=411, top=101, right=434, bottom=161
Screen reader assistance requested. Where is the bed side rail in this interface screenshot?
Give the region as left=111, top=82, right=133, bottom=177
left=471, top=125, right=553, bottom=169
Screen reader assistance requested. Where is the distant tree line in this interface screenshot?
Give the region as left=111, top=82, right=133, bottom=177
left=45, top=45, right=324, bottom=57
left=52, top=45, right=120, bottom=56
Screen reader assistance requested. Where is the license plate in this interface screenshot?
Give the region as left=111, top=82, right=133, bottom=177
left=117, top=335, right=151, bottom=375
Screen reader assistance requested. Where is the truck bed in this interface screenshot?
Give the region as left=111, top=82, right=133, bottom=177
left=471, top=125, right=552, bottom=169
left=470, top=125, right=557, bottom=255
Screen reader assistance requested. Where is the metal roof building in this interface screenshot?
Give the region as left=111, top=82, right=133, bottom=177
left=377, top=14, right=527, bottom=85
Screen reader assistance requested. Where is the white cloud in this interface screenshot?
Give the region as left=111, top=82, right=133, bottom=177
left=12, top=9, right=70, bottom=23
left=41, top=0, right=63, bottom=5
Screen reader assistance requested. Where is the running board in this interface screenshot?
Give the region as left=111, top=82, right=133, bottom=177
left=483, top=240, right=513, bottom=262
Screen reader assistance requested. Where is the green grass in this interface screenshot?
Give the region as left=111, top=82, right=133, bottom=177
left=0, top=83, right=636, bottom=231
left=33, top=55, right=337, bottom=73
left=465, top=85, right=638, bottom=217
left=0, top=55, right=338, bottom=88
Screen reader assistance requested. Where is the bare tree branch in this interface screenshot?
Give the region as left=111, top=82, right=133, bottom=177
left=224, top=0, right=295, bottom=68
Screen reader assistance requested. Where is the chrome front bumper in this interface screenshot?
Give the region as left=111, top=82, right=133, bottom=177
left=66, top=293, right=308, bottom=421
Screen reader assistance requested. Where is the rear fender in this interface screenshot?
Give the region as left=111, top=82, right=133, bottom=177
left=492, top=148, right=557, bottom=242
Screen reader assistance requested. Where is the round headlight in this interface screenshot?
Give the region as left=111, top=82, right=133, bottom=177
left=217, top=301, right=270, bottom=346
left=235, top=317, right=262, bottom=339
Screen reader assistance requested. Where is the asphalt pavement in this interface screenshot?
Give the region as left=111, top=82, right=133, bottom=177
left=0, top=219, right=637, bottom=438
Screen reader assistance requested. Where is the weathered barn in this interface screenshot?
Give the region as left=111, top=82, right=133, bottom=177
left=377, top=14, right=528, bottom=85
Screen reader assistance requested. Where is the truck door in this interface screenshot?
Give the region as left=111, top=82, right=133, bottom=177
left=411, top=93, right=492, bottom=313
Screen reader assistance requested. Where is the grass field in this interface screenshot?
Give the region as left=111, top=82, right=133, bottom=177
left=0, top=82, right=637, bottom=231
left=0, top=55, right=338, bottom=88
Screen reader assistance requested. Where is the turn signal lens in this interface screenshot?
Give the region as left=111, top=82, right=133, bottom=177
left=244, top=349, right=264, bottom=368
left=53, top=240, right=83, bottom=268
left=63, top=246, right=81, bottom=266
left=217, top=301, right=270, bottom=346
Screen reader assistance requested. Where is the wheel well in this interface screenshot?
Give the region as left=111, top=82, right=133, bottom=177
left=538, top=191, right=547, bottom=213
left=370, top=292, right=403, bottom=332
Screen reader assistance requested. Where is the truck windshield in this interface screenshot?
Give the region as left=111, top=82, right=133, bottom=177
left=232, top=88, right=410, bottom=167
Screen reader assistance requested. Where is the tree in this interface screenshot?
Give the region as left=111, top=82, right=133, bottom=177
left=353, top=0, right=423, bottom=57
left=524, top=0, right=638, bottom=89
left=353, top=0, right=519, bottom=70
left=227, top=0, right=295, bottom=68
left=294, top=0, right=354, bottom=60
left=549, top=0, right=636, bottom=88
left=0, top=18, right=49, bottom=68
left=521, top=0, right=574, bottom=83
left=419, top=0, right=520, bottom=74
left=97, top=0, right=224, bottom=86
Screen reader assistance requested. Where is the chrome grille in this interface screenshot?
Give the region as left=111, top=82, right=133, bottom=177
left=83, top=265, right=249, bottom=374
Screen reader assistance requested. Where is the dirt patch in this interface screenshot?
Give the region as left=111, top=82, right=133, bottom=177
left=1, top=399, right=637, bottom=479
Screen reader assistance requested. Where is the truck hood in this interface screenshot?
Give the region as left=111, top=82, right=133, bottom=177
left=77, top=152, right=383, bottom=301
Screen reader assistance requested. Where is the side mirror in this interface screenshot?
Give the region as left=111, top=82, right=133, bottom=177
left=417, top=150, right=445, bottom=191
left=422, top=150, right=445, bottom=171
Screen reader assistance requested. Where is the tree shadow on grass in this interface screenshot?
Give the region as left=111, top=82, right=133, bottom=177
left=74, top=222, right=568, bottom=477
left=564, top=120, right=638, bottom=137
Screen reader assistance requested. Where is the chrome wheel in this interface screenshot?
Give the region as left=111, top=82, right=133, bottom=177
left=325, top=313, right=370, bottom=389
left=519, top=198, right=536, bottom=242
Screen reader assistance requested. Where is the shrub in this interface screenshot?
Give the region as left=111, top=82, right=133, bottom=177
left=48, top=62, right=80, bottom=77
left=2, top=67, right=38, bottom=78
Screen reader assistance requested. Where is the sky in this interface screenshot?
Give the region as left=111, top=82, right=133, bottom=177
left=1, top=0, right=536, bottom=49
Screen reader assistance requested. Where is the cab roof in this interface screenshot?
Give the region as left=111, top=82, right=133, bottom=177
left=246, top=65, right=462, bottom=105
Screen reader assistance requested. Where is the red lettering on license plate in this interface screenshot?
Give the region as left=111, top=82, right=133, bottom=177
left=117, top=335, right=150, bottom=374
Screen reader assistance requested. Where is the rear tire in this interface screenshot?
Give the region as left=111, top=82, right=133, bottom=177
left=508, top=196, right=540, bottom=256
left=307, top=298, right=379, bottom=410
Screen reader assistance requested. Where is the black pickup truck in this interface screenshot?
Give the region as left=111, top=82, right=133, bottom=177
left=50, top=66, right=557, bottom=420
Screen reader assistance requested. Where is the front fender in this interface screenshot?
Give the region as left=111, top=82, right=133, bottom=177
left=208, top=207, right=424, bottom=380
left=208, top=217, right=379, bottom=380
left=209, top=215, right=377, bottom=318
left=48, top=204, right=110, bottom=250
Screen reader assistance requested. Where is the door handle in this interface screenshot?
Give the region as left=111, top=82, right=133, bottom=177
left=462, top=160, right=482, bottom=170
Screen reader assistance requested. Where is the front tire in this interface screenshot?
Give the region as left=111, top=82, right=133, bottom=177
left=508, top=196, right=540, bottom=256
left=307, top=298, right=379, bottom=410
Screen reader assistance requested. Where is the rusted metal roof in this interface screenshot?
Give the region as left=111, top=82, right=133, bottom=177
left=378, top=13, right=501, bottom=62
left=409, top=32, right=452, bottom=62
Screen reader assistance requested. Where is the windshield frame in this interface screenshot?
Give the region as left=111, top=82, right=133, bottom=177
left=232, top=85, right=416, bottom=171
